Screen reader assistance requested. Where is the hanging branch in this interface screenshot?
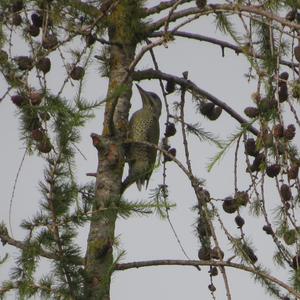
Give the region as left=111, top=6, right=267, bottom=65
left=115, top=259, right=300, bottom=298
left=149, top=30, right=298, bottom=72
left=146, top=41, right=190, bottom=260
left=0, top=225, right=82, bottom=263
left=8, top=149, right=27, bottom=236
left=133, top=68, right=259, bottom=136
left=147, top=4, right=300, bottom=33
left=179, top=81, right=193, bottom=174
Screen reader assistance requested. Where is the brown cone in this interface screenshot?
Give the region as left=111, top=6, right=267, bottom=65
left=273, top=124, right=284, bottom=138
left=295, top=46, right=300, bottom=63
left=244, top=107, right=259, bottom=118
left=70, top=66, right=85, bottom=80
left=288, top=165, right=299, bottom=180
left=280, top=184, right=292, bottom=201
left=245, top=138, right=258, bottom=157
left=266, top=164, right=281, bottom=178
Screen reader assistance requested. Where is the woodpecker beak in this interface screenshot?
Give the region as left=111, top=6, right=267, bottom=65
left=136, top=84, right=143, bottom=93
left=136, top=84, right=150, bottom=106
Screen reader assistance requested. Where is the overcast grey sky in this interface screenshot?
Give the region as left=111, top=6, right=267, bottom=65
left=0, top=1, right=296, bottom=299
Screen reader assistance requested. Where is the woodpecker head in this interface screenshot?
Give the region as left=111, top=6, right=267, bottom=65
left=136, top=84, right=162, bottom=117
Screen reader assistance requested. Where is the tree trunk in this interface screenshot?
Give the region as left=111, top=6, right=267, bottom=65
left=84, top=3, right=137, bottom=299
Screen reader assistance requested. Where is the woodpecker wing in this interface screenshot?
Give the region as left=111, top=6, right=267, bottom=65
left=144, top=117, right=160, bottom=187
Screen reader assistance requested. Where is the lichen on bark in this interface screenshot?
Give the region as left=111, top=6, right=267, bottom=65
left=84, top=1, right=145, bottom=299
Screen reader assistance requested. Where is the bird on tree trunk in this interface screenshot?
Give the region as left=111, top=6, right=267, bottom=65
left=122, top=84, right=162, bottom=192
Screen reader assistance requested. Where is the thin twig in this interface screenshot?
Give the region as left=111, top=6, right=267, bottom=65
left=234, top=136, right=241, bottom=193
left=180, top=83, right=192, bottom=173
left=149, top=30, right=299, bottom=73
left=146, top=40, right=189, bottom=260
left=9, top=149, right=27, bottom=236
left=144, top=0, right=194, bottom=16
left=164, top=0, right=184, bottom=36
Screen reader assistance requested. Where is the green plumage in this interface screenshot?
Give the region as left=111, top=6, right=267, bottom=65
left=123, top=85, right=162, bottom=191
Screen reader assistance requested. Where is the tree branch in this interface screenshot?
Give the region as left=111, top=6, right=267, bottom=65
left=143, top=0, right=194, bottom=16
left=150, top=30, right=299, bottom=72
left=0, top=229, right=84, bottom=265
left=124, top=139, right=195, bottom=184
left=147, top=4, right=300, bottom=33
left=148, top=6, right=199, bottom=32
left=116, top=259, right=300, bottom=298
left=64, top=0, right=102, bottom=18
left=132, top=68, right=259, bottom=136
left=0, top=281, right=53, bottom=296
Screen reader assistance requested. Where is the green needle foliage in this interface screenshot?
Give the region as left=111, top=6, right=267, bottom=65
left=185, top=122, right=223, bottom=148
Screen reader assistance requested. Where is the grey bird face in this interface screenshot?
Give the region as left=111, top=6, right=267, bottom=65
left=136, top=84, right=162, bottom=117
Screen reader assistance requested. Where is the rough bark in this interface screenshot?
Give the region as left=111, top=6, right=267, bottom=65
left=84, top=3, right=138, bottom=299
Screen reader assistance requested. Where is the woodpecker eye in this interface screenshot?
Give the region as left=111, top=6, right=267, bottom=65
left=149, top=93, right=161, bottom=105
left=151, top=93, right=160, bottom=101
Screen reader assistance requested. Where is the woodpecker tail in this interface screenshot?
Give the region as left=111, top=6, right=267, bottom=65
left=121, top=176, right=146, bottom=193
left=136, top=179, right=143, bottom=191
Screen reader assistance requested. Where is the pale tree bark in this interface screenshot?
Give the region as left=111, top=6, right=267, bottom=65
left=84, top=3, right=137, bottom=299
